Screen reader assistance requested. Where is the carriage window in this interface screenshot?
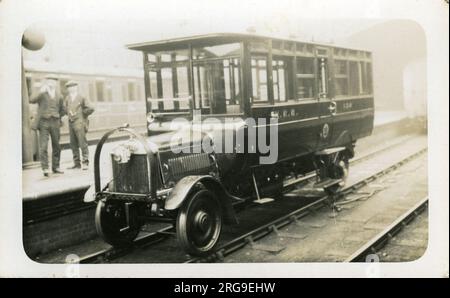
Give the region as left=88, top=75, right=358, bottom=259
left=96, top=80, right=105, bottom=102
left=296, top=57, right=315, bottom=99
left=145, top=48, right=191, bottom=112
left=193, top=65, right=210, bottom=110
left=121, top=83, right=128, bottom=102
left=105, top=81, right=113, bottom=101
left=193, top=58, right=242, bottom=115
left=79, top=81, right=90, bottom=101
left=360, top=61, right=372, bottom=94
left=147, top=54, right=157, bottom=63
left=136, top=83, right=142, bottom=101
left=272, top=59, right=286, bottom=102
left=148, top=71, right=158, bottom=99
left=366, top=62, right=373, bottom=93
left=360, top=62, right=367, bottom=94
left=251, top=57, right=268, bottom=102
left=349, top=61, right=360, bottom=95
left=334, top=60, right=348, bottom=96
left=127, top=82, right=136, bottom=101
left=176, top=66, right=190, bottom=109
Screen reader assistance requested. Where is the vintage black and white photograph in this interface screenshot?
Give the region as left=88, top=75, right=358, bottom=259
left=0, top=0, right=448, bottom=278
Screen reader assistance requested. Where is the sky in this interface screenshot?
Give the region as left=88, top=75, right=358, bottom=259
left=22, top=16, right=385, bottom=71
left=18, top=1, right=428, bottom=113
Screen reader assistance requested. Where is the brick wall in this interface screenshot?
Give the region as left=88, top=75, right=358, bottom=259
left=23, top=207, right=97, bottom=258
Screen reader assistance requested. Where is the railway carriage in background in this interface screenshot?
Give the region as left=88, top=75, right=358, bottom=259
left=25, top=65, right=147, bottom=135
left=88, top=33, right=374, bottom=256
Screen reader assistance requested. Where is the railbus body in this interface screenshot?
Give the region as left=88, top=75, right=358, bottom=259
left=88, top=33, right=374, bottom=256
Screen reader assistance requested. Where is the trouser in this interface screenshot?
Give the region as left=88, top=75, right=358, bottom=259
left=69, top=120, right=89, bottom=166
left=38, top=117, right=61, bottom=170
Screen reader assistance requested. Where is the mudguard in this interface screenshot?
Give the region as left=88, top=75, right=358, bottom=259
left=165, top=175, right=239, bottom=225
left=334, top=130, right=355, bottom=158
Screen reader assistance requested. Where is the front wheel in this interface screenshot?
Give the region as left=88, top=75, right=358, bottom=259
left=95, top=200, right=141, bottom=247
left=176, top=188, right=223, bottom=256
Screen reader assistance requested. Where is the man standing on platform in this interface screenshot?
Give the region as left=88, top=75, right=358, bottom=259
left=30, top=74, right=65, bottom=177
left=64, top=81, right=95, bottom=170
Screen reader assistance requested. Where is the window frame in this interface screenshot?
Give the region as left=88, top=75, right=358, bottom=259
left=144, top=42, right=245, bottom=116
left=295, top=55, right=317, bottom=101
left=192, top=56, right=244, bottom=115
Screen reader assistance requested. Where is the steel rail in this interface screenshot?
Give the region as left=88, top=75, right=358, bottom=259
left=78, top=225, right=174, bottom=263
left=345, top=196, right=428, bottom=262
left=187, top=146, right=427, bottom=263
left=76, top=144, right=427, bottom=264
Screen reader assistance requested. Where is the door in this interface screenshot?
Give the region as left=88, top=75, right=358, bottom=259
left=316, top=49, right=335, bottom=149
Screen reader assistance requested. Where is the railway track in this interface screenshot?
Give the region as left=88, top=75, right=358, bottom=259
left=78, top=142, right=427, bottom=264
left=25, top=134, right=417, bottom=225
left=345, top=196, right=428, bottom=262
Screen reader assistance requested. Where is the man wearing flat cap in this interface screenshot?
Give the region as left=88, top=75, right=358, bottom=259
left=30, top=75, right=65, bottom=176
left=64, top=80, right=94, bottom=170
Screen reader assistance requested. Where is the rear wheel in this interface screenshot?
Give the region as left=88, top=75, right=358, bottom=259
left=326, top=156, right=349, bottom=194
left=95, top=200, right=141, bottom=247
left=176, top=189, right=223, bottom=256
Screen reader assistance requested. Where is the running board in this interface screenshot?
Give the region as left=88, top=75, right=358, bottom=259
left=315, top=147, right=346, bottom=155
left=314, top=178, right=342, bottom=189
left=284, top=178, right=342, bottom=198
left=252, top=173, right=274, bottom=204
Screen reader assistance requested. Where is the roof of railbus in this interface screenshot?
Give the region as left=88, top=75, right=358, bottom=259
left=126, top=32, right=371, bottom=53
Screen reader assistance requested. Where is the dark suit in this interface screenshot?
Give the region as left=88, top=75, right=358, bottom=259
left=30, top=90, right=65, bottom=171
left=65, top=94, right=94, bottom=166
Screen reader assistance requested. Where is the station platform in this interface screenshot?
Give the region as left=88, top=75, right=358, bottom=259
left=22, top=110, right=411, bottom=202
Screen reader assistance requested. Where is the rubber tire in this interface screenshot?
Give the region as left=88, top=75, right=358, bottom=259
left=326, top=158, right=350, bottom=194
left=95, top=200, right=141, bottom=247
left=176, top=189, right=223, bottom=256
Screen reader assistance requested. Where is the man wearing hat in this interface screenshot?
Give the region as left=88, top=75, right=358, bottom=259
left=64, top=80, right=94, bottom=170
left=30, top=74, right=65, bottom=176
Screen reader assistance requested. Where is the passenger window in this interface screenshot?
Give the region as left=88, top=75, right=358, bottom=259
left=146, top=49, right=191, bottom=112
left=148, top=71, right=158, bottom=99
left=89, top=82, right=96, bottom=102
left=127, top=81, right=136, bottom=101
left=360, top=61, right=372, bottom=94
left=160, top=68, right=174, bottom=110
left=272, top=59, right=287, bottom=102
left=334, top=60, right=348, bottom=96
left=296, top=57, right=315, bottom=99
left=193, top=58, right=242, bottom=115
left=176, top=66, right=190, bottom=109
left=193, top=65, right=210, bottom=111
left=105, top=81, right=113, bottom=102
left=96, top=80, right=105, bottom=102
left=366, top=62, right=373, bottom=93
left=251, top=57, right=268, bottom=103
left=121, top=83, right=128, bottom=102
left=348, top=61, right=360, bottom=95
left=136, top=83, right=142, bottom=102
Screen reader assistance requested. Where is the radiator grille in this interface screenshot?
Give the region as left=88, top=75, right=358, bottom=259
left=168, top=153, right=211, bottom=179
left=111, top=154, right=149, bottom=194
